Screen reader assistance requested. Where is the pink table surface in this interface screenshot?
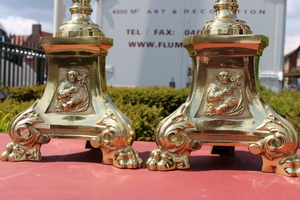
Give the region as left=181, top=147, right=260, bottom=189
left=0, top=133, right=299, bottom=200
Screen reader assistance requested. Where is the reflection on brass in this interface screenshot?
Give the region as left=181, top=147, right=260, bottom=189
left=147, top=0, right=300, bottom=177
left=1, top=0, right=142, bottom=169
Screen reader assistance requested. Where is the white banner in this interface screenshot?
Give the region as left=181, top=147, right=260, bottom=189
left=95, top=0, right=285, bottom=91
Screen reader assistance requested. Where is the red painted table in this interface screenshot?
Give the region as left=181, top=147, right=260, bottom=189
left=0, top=133, right=298, bottom=199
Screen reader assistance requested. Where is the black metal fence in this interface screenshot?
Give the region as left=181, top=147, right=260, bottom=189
left=0, top=41, right=47, bottom=87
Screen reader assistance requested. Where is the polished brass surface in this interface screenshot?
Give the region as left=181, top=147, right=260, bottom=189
left=1, top=0, right=142, bottom=169
left=201, top=0, right=252, bottom=36
left=56, top=0, right=104, bottom=37
left=147, top=0, right=300, bottom=176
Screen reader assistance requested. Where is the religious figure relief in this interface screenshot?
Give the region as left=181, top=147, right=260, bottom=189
left=54, top=69, right=89, bottom=112
left=205, top=69, right=244, bottom=116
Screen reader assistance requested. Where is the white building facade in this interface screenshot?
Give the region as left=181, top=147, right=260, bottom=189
left=92, top=0, right=285, bottom=91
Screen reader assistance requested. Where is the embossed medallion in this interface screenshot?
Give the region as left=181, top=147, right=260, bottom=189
left=54, top=69, right=89, bottom=112
left=204, top=69, right=244, bottom=117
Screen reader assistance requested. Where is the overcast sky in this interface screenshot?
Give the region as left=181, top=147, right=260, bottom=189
left=0, top=0, right=299, bottom=55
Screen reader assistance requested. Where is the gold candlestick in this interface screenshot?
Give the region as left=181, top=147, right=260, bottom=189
left=147, top=0, right=299, bottom=177
left=1, top=0, right=142, bottom=169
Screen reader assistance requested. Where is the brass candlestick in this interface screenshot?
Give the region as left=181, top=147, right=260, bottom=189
left=147, top=0, right=300, bottom=177
left=1, top=0, right=142, bottom=169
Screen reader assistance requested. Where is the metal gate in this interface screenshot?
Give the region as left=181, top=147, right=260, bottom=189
left=0, top=41, right=47, bottom=87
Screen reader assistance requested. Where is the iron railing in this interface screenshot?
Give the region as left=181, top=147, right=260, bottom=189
left=0, top=41, right=47, bottom=87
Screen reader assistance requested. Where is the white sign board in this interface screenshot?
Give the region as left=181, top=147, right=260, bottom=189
left=95, top=0, right=286, bottom=91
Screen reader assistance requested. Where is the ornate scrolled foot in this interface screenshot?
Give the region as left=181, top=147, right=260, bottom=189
left=1, top=130, right=51, bottom=162
left=249, top=139, right=300, bottom=177
left=249, top=108, right=300, bottom=177
left=254, top=153, right=300, bottom=177
left=113, top=147, right=143, bottom=169
left=147, top=104, right=196, bottom=171
left=1, top=100, right=50, bottom=162
left=1, top=142, right=42, bottom=161
left=146, top=149, right=190, bottom=171
left=93, top=110, right=143, bottom=168
left=277, top=155, right=300, bottom=177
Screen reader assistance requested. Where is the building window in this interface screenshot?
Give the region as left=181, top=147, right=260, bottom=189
left=284, top=59, right=289, bottom=73
left=297, top=51, right=300, bottom=67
